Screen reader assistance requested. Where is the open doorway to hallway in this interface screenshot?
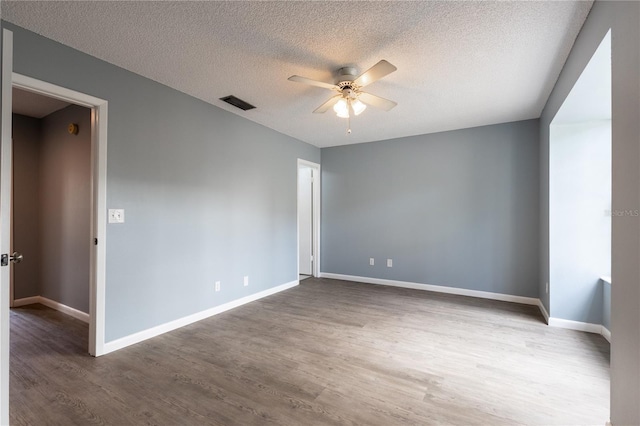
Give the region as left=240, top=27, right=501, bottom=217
left=297, top=159, right=320, bottom=281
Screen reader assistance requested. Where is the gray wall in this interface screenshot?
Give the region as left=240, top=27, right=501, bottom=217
left=3, top=22, right=320, bottom=342
left=549, top=121, right=611, bottom=324
left=539, top=1, right=640, bottom=422
left=602, top=279, right=611, bottom=331
left=321, top=120, right=539, bottom=298
left=12, top=113, right=40, bottom=299
left=39, top=105, right=91, bottom=313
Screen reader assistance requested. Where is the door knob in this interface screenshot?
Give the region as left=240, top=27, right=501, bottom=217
left=10, top=252, right=23, bottom=264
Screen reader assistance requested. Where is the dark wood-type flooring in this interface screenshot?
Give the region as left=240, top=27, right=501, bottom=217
left=10, top=278, right=610, bottom=425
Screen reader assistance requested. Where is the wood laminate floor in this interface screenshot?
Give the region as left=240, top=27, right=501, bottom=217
left=10, top=278, right=609, bottom=425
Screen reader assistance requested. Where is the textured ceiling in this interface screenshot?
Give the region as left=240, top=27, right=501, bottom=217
left=2, top=1, right=593, bottom=148
left=12, top=87, right=71, bottom=119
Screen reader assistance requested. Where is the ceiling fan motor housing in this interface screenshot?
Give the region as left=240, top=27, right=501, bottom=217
left=336, top=66, right=357, bottom=82
left=336, top=68, right=361, bottom=97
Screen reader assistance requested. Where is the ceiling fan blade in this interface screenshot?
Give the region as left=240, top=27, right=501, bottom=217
left=358, top=92, right=397, bottom=111
left=313, top=95, right=342, bottom=113
left=353, top=60, right=397, bottom=87
left=288, top=75, right=339, bottom=91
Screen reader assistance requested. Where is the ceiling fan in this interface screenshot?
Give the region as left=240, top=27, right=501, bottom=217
left=288, top=60, right=397, bottom=132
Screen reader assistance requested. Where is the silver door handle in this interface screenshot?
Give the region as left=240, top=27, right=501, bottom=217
left=10, top=252, right=23, bottom=264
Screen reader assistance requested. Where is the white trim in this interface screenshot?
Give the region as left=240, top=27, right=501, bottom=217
left=12, top=73, right=108, bottom=357
left=547, top=317, right=604, bottom=334
left=0, top=29, right=13, bottom=426
left=297, top=159, right=321, bottom=278
left=37, top=297, right=89, bottom=323
left=89, top=91, right=108, bottom=357
left=9, top=150, right=14, bottom=309
left=11, top=296, right=39, bottom=307
left=11, top=74, right=106, bottom=109
left=537, top=299, right=550, bottom=324
left=12, top=296, right=90, bottom=323
left=102, top=280, right=298, bottom=355
left=548, top=317, right=612, bottom=342
left=319, top=273, right=539, bottom=305
left=319, top=274, right=613, bottom=341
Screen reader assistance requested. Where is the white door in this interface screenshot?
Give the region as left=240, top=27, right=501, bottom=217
left=0, top=28, right=13, bottom=425
left=298, top=166, right=313, bottom=275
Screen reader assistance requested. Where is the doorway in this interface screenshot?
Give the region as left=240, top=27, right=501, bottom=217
left=3, top=69, right=108, bottom=357
left=11, top=88, right=92, bottom=324
left=297, top=159, right=320, bottom=280
left=0, top=28, right=109, bottom=424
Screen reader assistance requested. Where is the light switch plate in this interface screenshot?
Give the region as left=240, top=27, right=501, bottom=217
left=108, top=209, right=125, bottom=223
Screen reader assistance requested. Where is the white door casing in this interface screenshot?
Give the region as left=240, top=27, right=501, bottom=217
left=298, top=166, right=313, bottom=275
left=0, top=28, right=14, bottom=426
left=10, top=73, right=109, bottom=358
left=297, top=159, right=320, bottom=279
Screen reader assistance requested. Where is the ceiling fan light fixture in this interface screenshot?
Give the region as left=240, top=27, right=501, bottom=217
left=352, top=99, right=366, bottom=116
left=333, top=98, right=349, bottom=118
left=289, top=60, right=397, bottom=131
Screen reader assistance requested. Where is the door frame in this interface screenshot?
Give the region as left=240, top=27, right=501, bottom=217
left=9, top=71, right=108, bottom=358
left=297, top=159, right=320, bottom=278
left=1, top=28, right=14, bottom=426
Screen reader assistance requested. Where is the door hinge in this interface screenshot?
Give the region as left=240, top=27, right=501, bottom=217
left=94, top=238, right=98, bottom=245
left=1, top=254, right=7, bottom=266
left=310, top=255, right=314, bottom=261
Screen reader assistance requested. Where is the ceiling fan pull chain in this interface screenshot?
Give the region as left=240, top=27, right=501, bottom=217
left=347, top=98, right=352, bottom=134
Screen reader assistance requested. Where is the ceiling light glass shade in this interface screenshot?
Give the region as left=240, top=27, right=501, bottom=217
left=333, top=98, right=349, bottom=118
left=352, top=99, right=367, bottom=116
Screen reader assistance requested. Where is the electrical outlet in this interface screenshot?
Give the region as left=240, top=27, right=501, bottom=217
left=243, top=276, right=249, bottom=287
left=546, top=282, right=549, bottom=294
left=108, top=208, right=125, bottom=223
left=387, top=259, right=393, bottom=268
left=369, top=258, right=375, bottom=266
left=215, top=281, right=220, bottom=292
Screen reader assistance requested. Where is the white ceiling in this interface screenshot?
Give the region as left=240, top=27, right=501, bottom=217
left=12, top=87, right=70, bottom=119
left=2, top=1, right=593, bottom=148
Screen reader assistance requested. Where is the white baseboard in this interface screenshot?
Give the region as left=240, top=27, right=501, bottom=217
left=319, top=272, right=539, bottom=306
left=537, top=300, right=550, bottom=324
left=12, top=295, right=89, bottom=323
left=319, top=273, right=613, bottom=342
left=38, top=297, right=90, bottom=323
left=102, top=280, right=299, bottom=355
left=548, top=317, right=604, bottom=334
left=12, top=296, right=40, bottom=307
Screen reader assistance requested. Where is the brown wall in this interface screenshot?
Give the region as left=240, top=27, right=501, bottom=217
left=12, top=104, right=91, bottom=313
left=12, top=113, right=41, bottom=299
